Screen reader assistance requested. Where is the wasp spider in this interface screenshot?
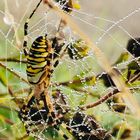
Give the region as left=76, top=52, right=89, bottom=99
left=20, top=0, right=90, bottom=139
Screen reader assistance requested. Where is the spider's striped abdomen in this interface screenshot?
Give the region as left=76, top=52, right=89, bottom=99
left=26, top=36, right=53, bottom=85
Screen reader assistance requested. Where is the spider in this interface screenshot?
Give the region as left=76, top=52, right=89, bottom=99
left=22, top=0, right=69, bottom=132
left=20, top=0, right=89, bottom=138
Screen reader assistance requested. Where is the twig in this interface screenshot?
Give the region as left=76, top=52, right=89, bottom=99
left=128, top=72, right=140, bottom=83
left=7, top=86, right=25, bottom=109
left=63, top=85, right=99, bottom=98
left=60, top=76, right=95, bottom=86
left=0, top=62, right=28, bottom=84
left=0, top=113, right=14, bottom=125
left=79, top=88, right=119, bottom=110
left=0, top=58, right=27, bottom=64
left=0, top=105, right=17, bottom=112
left=4, top=118, right=14, bottom=125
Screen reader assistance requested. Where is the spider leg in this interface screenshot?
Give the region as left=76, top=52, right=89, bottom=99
left=44, top=90, right=54, bottom=115
left=126, top=68, right=131, bottom=83
left=23, top=0, right=43, bottom=56
left=51, top=19, right=68, bottom=68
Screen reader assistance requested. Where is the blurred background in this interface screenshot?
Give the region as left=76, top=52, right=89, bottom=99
left=0, top=0, right=140, bottom=140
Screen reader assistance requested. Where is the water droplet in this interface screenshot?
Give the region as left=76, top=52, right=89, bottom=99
left=110, top=102, right=114, bottom=106
left=81, top=79, right=86, bottom=83
left=3, top=13, right=14, bottom=25
left=20, top=51, right=23, bottom=55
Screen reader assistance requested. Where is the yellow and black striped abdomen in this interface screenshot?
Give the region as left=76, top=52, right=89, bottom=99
left=26, top=36, right=53, bottom=85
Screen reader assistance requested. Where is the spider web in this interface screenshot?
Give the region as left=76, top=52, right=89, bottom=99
left=0, top=0, right=140, bottom=139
